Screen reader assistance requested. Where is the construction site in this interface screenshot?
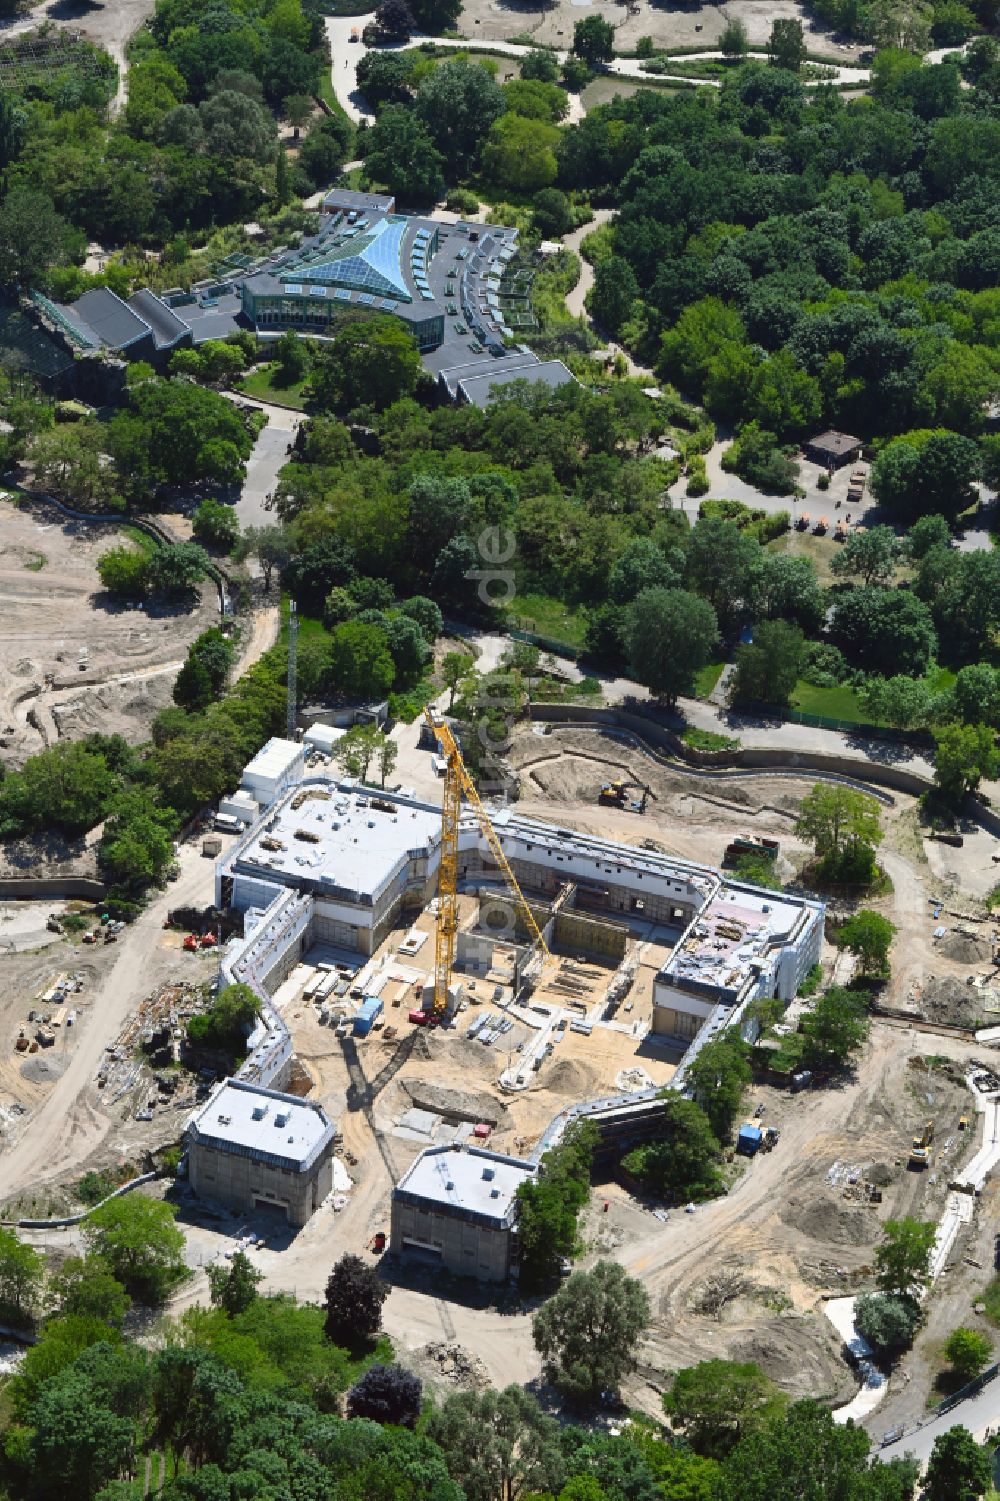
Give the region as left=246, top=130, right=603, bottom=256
left=0, top=706, right=998, bottom=1428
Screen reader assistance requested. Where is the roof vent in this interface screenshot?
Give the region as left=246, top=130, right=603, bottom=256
left=217, top=1114, right=231, bottom=1126
left=490, top=1188, right=500, bottom=1198
left=252, top=1105, right=268, bottom=1121
left=275, top=1111, right=290, bottom=1128
left=445, top=1179, right=455, bottom=1191
left=482, top=1166, right=495, bottom=1181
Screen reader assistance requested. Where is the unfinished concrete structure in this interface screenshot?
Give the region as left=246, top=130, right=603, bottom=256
left=390, top=1144, right=536, bottom=1281
left=185, top=1079, right=335, bottom=1226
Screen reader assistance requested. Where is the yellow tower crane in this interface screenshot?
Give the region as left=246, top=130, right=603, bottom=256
left=424, top=710, right=549, bottom=1014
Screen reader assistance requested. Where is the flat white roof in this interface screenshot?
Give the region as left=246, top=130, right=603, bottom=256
left=395, top=1145, right=535, bottom=1220
left=242, top=737, right=303, bottom=784
left=186, top=1078, right=334, bottom=1171
left=234, top=781, right=441, bottom=900
left=663, top=884, right=815, bottom=993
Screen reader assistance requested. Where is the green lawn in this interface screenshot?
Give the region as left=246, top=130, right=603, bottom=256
left=314, top=67, right=353, bottom=128
left=789, top=680, right=870, bottom=721
left=692, top=660, right=726, bottom=699
left=240, top=364, right=310, bottom=410
left=508, top=593, right=588, bottom=652
left=121, top=525, right=161, bottom=557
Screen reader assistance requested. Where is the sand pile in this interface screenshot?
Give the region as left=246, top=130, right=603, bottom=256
left=20, top=1055, right=68, bottom=1085
left=540, top=1056, right=600, bottom=1098
left=937, top=929, right=992, bottom=964
left=730, top=1321, right=850, bottom=1402
left=779, top=1193, right=880, bottom=1248
left=923, top=976, right=986, bottom=1029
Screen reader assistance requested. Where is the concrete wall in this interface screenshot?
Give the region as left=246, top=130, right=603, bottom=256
left=0, top=878, right=106, bottom=901
left=188, top=1137, right=334, bottom=1227
left=390, top=1197, right=514, bottom=1281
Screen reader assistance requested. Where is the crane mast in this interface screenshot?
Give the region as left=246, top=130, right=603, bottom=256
left=424, top=710, right=548, bottom=1014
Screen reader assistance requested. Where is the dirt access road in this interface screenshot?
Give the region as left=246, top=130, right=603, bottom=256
left=0, top=837, right=218, bottom=1203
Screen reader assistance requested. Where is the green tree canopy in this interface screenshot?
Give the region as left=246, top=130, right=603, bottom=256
left=664, top=1359, right=788, bottom=1461
left=532, top=1261, right=650, bottom=1406
left=83, top=1197, right=187, bottom=1304
left=623, top=588, right=719, bottom=705
left=874, top=1217, right=936, bottom=1300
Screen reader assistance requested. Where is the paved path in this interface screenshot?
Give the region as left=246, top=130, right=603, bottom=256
left=227, top=397, right=302, bottom=532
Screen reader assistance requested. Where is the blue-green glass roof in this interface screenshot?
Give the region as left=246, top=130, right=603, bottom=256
left=285, top=217, right=411, bottom=303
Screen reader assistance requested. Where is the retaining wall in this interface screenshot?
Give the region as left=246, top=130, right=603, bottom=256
left=0, top=878, right=106, bottom=901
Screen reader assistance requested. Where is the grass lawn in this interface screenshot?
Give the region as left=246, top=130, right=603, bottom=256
left=790, top=680, right=870, bottom=721
left=240, top=364, right=309, bottom=410
left=692, top=660, right=726, bottom=699
left=580, top=77, right=664, bottom=109
left=121, top=525, right=161, bottom=557
left=315, top=67, right=353, bottom=128
left=682, top=725, right=738, bottom=751
left=508, top=593, right=588, bottom=651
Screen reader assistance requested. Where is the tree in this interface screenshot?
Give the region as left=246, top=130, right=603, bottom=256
left=0, top=187, right=76, bottom=287
left=207, top=1251, right=262, bottom=1317
left=97, top=546, right=151, bottom=601
left=356, top=50, right=415, bottom=109
left=483, top=114, right=560, bottom=193
left=311, top=316, right=423, bottom=412
left=515, top=1122, right=596, bottom=1292
left=199, top=89, right=276, bottom=164
left=282, top=91, right=313, bottom=126
left=663, top=1360, right=787, bottom=1461
left=191, top=499, right=239, bottom=552
left=683, top=1032, right=750, bottom=1143
left=608, top=538, right=682, bottom=606
left=685, top=517, right=763, bottom=637
left=953, top=664, right=1000, bottom=728
left=414, top=61, right=506, bottom=173
left=623, top=1097, right=726, bottom=1202
left=31, top=422, right=107, bottom=508
left=324, top=1253, right=389, bottom=1350
left=346, top=1364, right=422, bottom=1427
left=172, top=655, right=213, bottom=713
left=860, top=674, right=939, bottom=731
left=83, top=1197, right=187, bottom=1304
left=573, top=16, right=615, bottom=66
left=377, top=734, right=398, bottom=788
left=149, top=543, right=210, bottom=600
left=720, top=17, right=749, bottom=58
left=923, top=1426, right=992, bottom=1501
left=767, top=19, right=806, bottom=70
left=0, top=1226, right=43, bottom=1325
left=298, top=113, right=354, bottom=186
left=522, top=49, right=560, bottom=83
left=830, top=588, right=937, bottom=678
left=795, top=783, right=883, bottom=884
left=623, top=588, right=719, bottom=706
left=870, top=431, right=981, bottom=524
left=187, top=982, right=260, bottom=1056
left=364, top=106, right=444, bottom=205
left=836, top=910, right=896, bottom=978
left=586, top=256, right=639, bottom=335
left=273, top=329, right=309, bottom=387
left=532, top=188, right=573, bottom=237
left=282, top=536, right=356, bottom=613
left=47, top=1255, right=130, bottom=1326
left=944, top=1326, right=992, bottom=1382
left=98, top=790, right=176, bottom=891
left=327, top=621, right=396, bottom=701
left=399, top=595, right=442, bottom=641
left=934, top=722, right=999, bottom=802
left=756, top=553, right=825, bottom=635
left=384, top=614, right=428, bottom=686
left=425, top=1385, right=565, bottom=1501
left=829, top=525, right=898, bottom=587
left=867, top=0, right=933, bottom=51
left=532, top=1261, right=650, bottom=1406
left=729, top=621, right=804, bottom=708
left=442, top=651, right=474, bottom=709
left=0, top=740, right=119, bottom=838
left=31, top=1368, right=136, bottom=1498
left=718, top=1398, right=897, bottom=1501
left=874, top=1217, right=936, bottom=1299
left=410, top=0, right=461, bottom=29
left=800, top=987, right=869, bottom=1072
left=375, top=0, right=414, bottom=36
left=853, top=1292, right=920, bottom=1359
left=907, top=513, right=951, bottom=560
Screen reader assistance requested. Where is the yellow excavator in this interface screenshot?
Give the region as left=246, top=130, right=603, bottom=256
left=909, top=1119, right=934, bottom=1169
left=423, top=711, right=548, bottom=1015
left=598, top=779, right=651, bottom=813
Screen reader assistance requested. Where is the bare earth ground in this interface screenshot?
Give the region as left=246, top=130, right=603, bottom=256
left=0, top=500, right=217, bottom=767
left=453, top=0, right=864, bottom=58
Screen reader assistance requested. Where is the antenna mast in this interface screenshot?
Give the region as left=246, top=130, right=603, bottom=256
left=286, top=599, right=298, bottom=737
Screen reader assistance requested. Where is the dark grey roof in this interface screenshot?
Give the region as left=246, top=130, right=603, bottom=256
left=127, top=289, right=190, bottom=349
left=72, top=288, right=150, bottom=351
left=323, top=188, right=395, bottom=215
left=806, top=430, right=862, bottom=456
left=457, top=359, right=576, bottom=408
left=437, top=350, right=541, bottom=399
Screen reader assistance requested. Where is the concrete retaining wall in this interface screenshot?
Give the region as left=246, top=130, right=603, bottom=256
left=0, top=878, right=106, bottom=901
left=17, top=1170, right=160, bottom=1229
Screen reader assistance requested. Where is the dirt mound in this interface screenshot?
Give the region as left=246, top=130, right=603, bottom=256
left=402, top=1080, right=509, bottom=1127
left=729, top=1320, right=851, bottom=1403
left=922, top=976, right=986, bottom=1029
left=937, top=929, right=992, bottom=964
left=418, top=1341, right=490, bottom=1391
left=538, top=1056, right=600, bottom=1098
left=779, top=1193, right=881, bottom=1248
left=20, top=1054, right=69, bottom=1085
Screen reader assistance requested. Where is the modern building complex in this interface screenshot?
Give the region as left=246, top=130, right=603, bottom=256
left=27, top=191, right=575, bottom=406
left=390, top=1144, right=536, bottom=1281
left=185, top=1078, right=335, bottom=1226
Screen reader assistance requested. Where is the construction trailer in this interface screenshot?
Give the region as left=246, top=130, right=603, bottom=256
left=737, top=1124, right=763, bottom=1156
left=353, top=996, right=384, bottom=1038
